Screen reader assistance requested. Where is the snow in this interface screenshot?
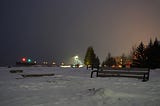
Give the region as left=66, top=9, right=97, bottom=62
left=0, top=67, right=160, bottom=106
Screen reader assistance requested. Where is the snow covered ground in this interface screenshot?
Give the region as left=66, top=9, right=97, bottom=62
left=0, top=67, right=160, bottom=106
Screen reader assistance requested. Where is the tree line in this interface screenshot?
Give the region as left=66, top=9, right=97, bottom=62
left=132, top=38, right=160, bottom=69
left=84, top=38, right=160, bottom=69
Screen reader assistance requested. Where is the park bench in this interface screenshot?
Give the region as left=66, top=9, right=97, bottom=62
left=91, top=68, right=150, bottom=82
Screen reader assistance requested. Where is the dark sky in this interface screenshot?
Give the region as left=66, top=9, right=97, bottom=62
left=0, top=0, right=160, bottom=65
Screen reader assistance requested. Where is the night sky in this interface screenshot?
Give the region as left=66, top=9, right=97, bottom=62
left=0, top=0, right=160, bottom=65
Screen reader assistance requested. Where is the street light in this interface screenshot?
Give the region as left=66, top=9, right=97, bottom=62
left=74, top=56, right=79, bottom=60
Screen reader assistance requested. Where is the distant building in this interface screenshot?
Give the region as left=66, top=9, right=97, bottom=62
left=114, top=56, right=131, bottom=68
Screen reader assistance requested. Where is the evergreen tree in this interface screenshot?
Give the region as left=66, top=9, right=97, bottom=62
left=132, top=42, right=148, bottom=68
left=151, top=38, right=160, bottom=68
left=129, top=45, right=137, bottom=64
left=131, top=38, right=160, bottom=68
left=84, top=46, right=96, bottom=69
left=145, top=38, right=160, bottom=68
left=153, top=37, right=159, bottom=48
left=145, top=39, right=153, bottom=68
left=103, top=52, right=116, bottom=68
left=94, top=56, right=100, bottom=70
left=148, top=39, right=153, bottom=48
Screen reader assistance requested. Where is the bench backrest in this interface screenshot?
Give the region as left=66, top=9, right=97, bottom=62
left=100, top=67, right=149, bottom=71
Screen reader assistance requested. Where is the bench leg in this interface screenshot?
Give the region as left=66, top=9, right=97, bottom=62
left=91, top=71, right=98, bottom=78
left=91, top=71, right=93, bottom=78
left=96, top=71, right=98, bottom=77
left=147, top=72, right=149, bottom=81
left=142, top=74, right=148, bottom=82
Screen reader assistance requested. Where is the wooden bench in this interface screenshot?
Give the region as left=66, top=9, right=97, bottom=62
left=91, top=68, right=150, bottom=82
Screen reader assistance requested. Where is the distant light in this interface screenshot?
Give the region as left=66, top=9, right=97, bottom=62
left=111, top=65, right=116, bottom=68
left=118, top=65, right=122, bottom=68
left=52, top=62, right=56, bottom=65
left=60, top=65, right=71, bottom=68
left=79, top=65, right=84, bottom=68
left=22, top=57, right=26, bottom=62
left=27, top=59, right=31, bottom=63
left=34, top=61, right=37, bottom=64
left=61, top=62, right=64, bottom=65
left=74, top=56, right=79, bottom=59
left=43, top=61, right=48, bottom=64
left=73, top=55, right=83, bottom=68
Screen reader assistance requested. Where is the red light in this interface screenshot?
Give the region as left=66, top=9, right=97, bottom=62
left=22, top=57, right=26, bottom=62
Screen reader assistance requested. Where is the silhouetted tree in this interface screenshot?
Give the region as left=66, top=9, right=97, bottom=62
left=153, top=38, right=160, bottom=68
left=145, top=39, right=154, bottom=68
left=128, top=45, right=137, bottom=64
left=102, top=52, right=116, bottom=68
left=94, top=56, right=100, bottom=70
left=146, top=38, right=160, bottom=68
left=84, top=46, right=96, bottom=70
left=132, top=38, right=160, bottom=69
left=132, top=42, right=148, bottom=68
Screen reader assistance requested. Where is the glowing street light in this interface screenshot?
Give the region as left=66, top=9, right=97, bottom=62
left=74, top=56, right=79, bottom=60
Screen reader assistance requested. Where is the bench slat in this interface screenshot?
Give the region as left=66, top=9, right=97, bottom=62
left=98, top=71, right=148, bottom=75
left=98, top=74, right=144, bottom=78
